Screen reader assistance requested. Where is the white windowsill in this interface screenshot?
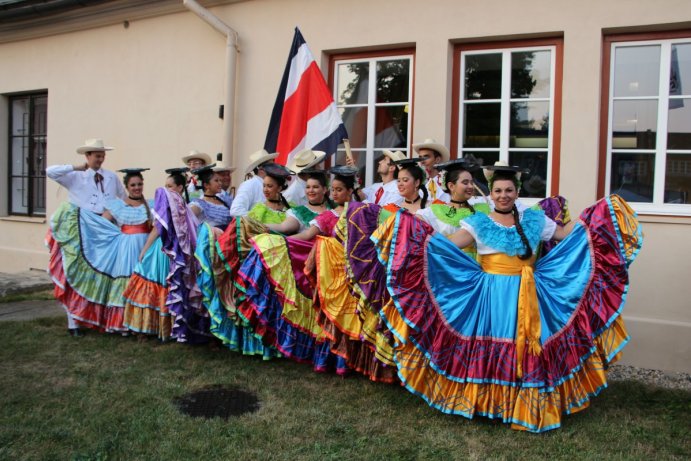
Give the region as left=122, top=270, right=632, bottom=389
left=0, top=215, right=47, bottom=224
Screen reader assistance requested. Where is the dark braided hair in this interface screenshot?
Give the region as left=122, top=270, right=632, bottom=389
left=123, top=172, right=151, bottom=222
left=168, top=172, right=189, bottom=203
left=400, top=163, right=428, bottom=209
left=490, top=172, right=532, bottom=260
left=512, top=205, right=533, bottom=260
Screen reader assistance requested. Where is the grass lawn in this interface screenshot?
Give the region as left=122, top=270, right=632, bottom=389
left=1, top=316, right=689, bottom=461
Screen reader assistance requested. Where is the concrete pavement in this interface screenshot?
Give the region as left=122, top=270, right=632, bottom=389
left=0, top=269, right=62, bottom=322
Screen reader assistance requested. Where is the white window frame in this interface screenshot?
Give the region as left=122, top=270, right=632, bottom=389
left=457, top=45, right=557, bottom=204
left=605, top=38, right=691, bottom=215
left=332, top=54, right=414, bottom=186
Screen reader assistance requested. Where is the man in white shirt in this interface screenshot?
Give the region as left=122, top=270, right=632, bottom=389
left=229, top=149, right=278, bottom=217
left=284, top=149, right=327, bottom=206
left=46, top=138, right=127, bottom=336
left=357, top=150, right=406, bottom=206
left=413, top=138, right=451, bottom=203
left=182, top=150, right=212, bottom=200
left=46, top=138, right=126, bottom=214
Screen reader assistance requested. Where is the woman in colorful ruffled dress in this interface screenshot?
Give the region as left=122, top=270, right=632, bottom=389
left=122, top=168, right=189, bottom=341
left=235, top=169, right=347, bottom=372
left=283, top=167, right=394, bottom=381
left=211, top=164, right=297, bottom=358
left=372, top=163, right=642, bottom=432
left=49, top=168, right=153, bottom=333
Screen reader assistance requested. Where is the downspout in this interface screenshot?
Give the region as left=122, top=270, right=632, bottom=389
left=183, top=0, right=239, bottom=169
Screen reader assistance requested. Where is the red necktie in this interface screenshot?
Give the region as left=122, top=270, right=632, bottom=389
left=374, top=187, right=384, bottom=204
left=94, top=173, right=104, bottom=193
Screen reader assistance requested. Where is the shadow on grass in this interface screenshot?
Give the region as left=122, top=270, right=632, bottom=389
left=1, top=316, right=689, bottom=461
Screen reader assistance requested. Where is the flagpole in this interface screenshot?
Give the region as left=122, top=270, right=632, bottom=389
left=343, top=139, right=354, bottom=164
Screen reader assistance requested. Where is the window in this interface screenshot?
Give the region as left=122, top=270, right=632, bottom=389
left=452, top=38, right=563, bottom=199
left=601, top=32, right=691, bottom=214
left=8, top=92, right=47, bottom=216
left=329, top=49, right=414, bottom=185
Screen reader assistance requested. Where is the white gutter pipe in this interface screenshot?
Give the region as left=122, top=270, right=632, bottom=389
left=183, top=0, right=239, bottom=169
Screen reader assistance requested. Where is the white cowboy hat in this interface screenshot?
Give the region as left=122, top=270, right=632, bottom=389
left=381, top=149, right=407, bottom=163
left=413, top=138, right=450, bottom=162
left=482, top=160, right=529, bottom=182
left=181, top=150, right=212, bottom=165
left=76, top=138, right=114, bottom=154
left=212, top=153, right=237, bottom=173
left=245, top=149, right=278, bottom=174
left=287, top=149, right=327, bottom=173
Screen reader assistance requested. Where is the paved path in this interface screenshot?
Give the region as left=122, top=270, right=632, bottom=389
left=0, top=299, right=63, bottom=321
left=0, top=270, right=61, bottom=322
left=0, top=270, right=53, bottom=297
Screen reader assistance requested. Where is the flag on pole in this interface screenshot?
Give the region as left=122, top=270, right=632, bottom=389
left=264, top=27, right=348, bottom=166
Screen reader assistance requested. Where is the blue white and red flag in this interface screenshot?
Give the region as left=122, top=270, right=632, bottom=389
left=264, top=27, right=348, bottom=166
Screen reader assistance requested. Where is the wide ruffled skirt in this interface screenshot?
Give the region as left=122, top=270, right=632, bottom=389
left=210, top=219, right=278, bottom=358
left=235, top=233, right=346, bottom=373
left=372, top=195, right=642, bottom=432
left=312, top=231, right=398, bottom=383
left=47, top=202, right=148, bottom=332
left=122, top=237, right=172, bottom=340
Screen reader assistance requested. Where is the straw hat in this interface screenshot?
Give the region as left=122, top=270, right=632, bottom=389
left=482, top=160, right=530, bottom=182
left=181, top=150, right=212, bottom=165
left=287, top=149, right=327, bottom=173
left=381, top=149, right=407, bottom=163
left=245, top=149, right=278, bottom=174
left=413, top=138, right=450, bottom=162
left=76, top=139, right=114, bottom=154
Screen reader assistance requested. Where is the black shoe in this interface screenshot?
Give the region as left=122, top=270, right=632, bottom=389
left=68, top=328, right=84, bottom=337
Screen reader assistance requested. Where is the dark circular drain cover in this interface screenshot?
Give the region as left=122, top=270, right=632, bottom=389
left=174, top=386, right=260, bottom=419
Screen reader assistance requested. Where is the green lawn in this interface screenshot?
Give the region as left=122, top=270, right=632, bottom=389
left=1, top=316, right=689, bottom=461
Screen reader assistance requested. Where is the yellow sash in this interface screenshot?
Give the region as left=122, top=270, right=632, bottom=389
left=480, top=253, right=541, bottom=379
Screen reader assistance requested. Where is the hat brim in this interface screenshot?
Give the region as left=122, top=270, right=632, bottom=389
left=181, top=153, right=213, bottom=165
left=287, top=151, right=327, bottom=173
left=483, top=165, right=530, bottom=182
left=76, top=146, right=114, bottom=154
left=213, top=166, right=237, bottom=173
left=413, top=142, right=450, bottom=162
left=245, top=153, right=279, bottom=174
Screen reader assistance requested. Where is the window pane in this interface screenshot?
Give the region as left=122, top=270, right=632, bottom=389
left=332, top=150, right=366, bottom=182
left=611, top=100, right=658, bottom=149
left=670, top=43, right=691, bottom=98
left=11, top=98, right=29, bottom=136
left=511, top=50, right=551, bottom=99
left=337, top=62, right=368, bottom=105
left=339, top=107, right=367, bottom=149
left=667, top=97, right=691, bottom=149
left=665, top=153, right=691, bottom=204
left=374, top=105, right=408, bottom=149
left=610, top=153, right=655, bottom=202
left=510, top=101, right=549, bottom=148
left=464, top=53, right=502, bottom=100
left=509, top=151, right=548, bottom=198
left=34, top=96, right=48, bottom=135
left=462, top=151, right=499, bottom=194
left=463, top=103, right=501, bottom=148
left=613, top=45, right=661, bottom=97
left=11, top=177, right=28, bottom=214
left=11, top=138, right=27, bottom=175
left=376, top=59, right=409, bottom=103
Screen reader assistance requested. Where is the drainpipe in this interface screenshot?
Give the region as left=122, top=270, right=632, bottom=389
left=183, top=0, right=239, bottom=168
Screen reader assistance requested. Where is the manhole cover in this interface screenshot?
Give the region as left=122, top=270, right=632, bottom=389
left=174, top=386, right=260, bottom=419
